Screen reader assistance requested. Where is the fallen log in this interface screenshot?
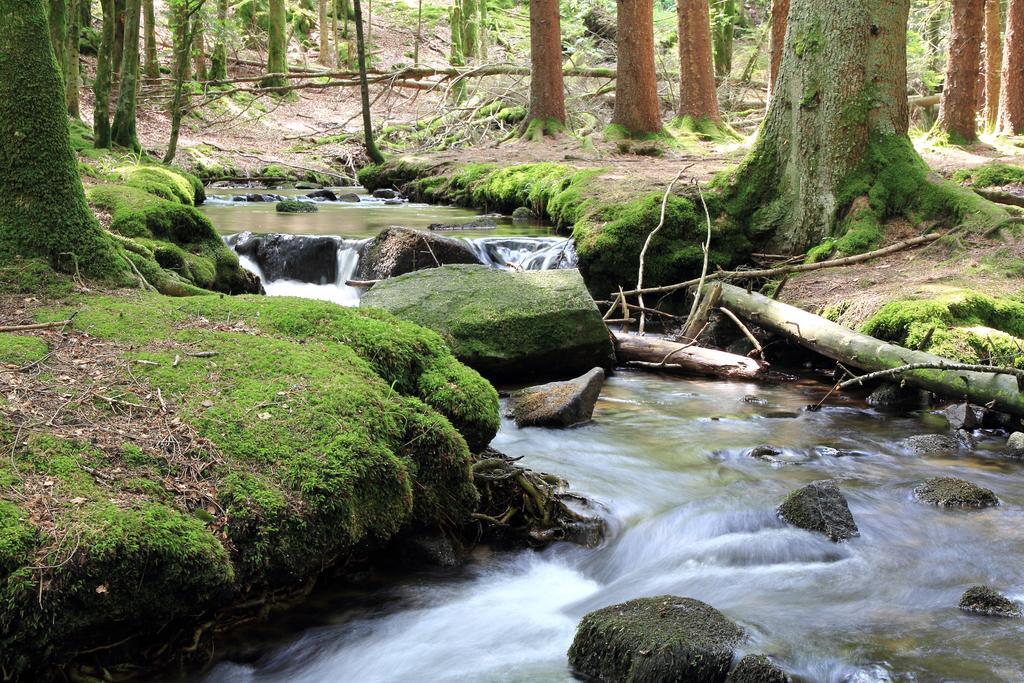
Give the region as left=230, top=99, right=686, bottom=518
left=717, top=284, right=1024, bottom=416
left=974, top=187, right=1024, bottom=209
left=612, top=332, right=767, bottom=380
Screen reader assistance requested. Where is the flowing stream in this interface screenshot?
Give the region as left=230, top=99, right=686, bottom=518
left=194, top=191, right=1024, bottom=683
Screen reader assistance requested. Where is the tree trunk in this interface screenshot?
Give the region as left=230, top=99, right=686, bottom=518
left=110, top=0, right=141, bottom=151
left=767, top=0, right=788, bottom=96
left=937, top=0, right=984, bottom=143
left=710, top=0, right=735, bottom=78
left=523, top=0, right=565, bottom=140
left=163, top=0, right=196, bottom=163
left=262, top=0, right=287, bottom=88
left=112, top=0, right=125, bottom=81
left=318, top=0, right=330, bottom=64
left=193, top=15, right=207, bottom=80
left=80, top=0, right=90, bottom=27
left=353, top=0, right=383, bottom=163
left=612, top=332, right=767, bottom=380
left=983, top=0, right=1002, bottom=129
left=48, top=0, right=67, bottom=79
left=461, top=0, right=478, bottom=61
left=611, top=0, right=662, bottom=136
left=999, top=0, right=1024, bottom=134
left=66, top=0, right=81, bottom=116
left=143, top=0, right=158, bottom=80
left=675, top=0, right=722, bottom=134
left=0, top=0, right=124, bottom=278
left=210, top=0, right=228, bottom=79
left=413, top=0, right=421, bottom=63
left=93, top=0, right=114, bottom=147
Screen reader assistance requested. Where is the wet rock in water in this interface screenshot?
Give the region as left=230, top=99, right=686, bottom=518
left=428, top=217, right=498, bottom=231
left=747, top=444, right=784, bottom=460
left=727, top=654, right=791, bottom=683
left=252, top=235, right=339, bottom=283
left=362, top=265, right=615, bottom=381
left=943, top=403, right=981, bottom=430
left=914, top=477, right=999, bottom=509
left=867, top=382, right=928, bottom=412
left=1007, top=431, right=1024, bottom=458
left=568, top=596, right=744, bottom=683
left=402, top=533, right=460, bottom=568
left=305, top=189, right=338, bottom=201
left=372, top=188, right=402, bottom=199
left=276, top=199, right=318, bottom=213
left=506, top=368, right=605, bottom=428
left=958, top=585, right=1022, bottom=618
left=336, top=192, right=361, bottom=202
left=358, top=226, right=483, bottom=279
left=814, top=446, right=866, bottom=458
left=512, top=206, right=538, bottom=221
left=777, top=480, right=859, bottom=542
left=955, top=428, right=977, bottom=449
left=899, top=434, right=961, bottom=457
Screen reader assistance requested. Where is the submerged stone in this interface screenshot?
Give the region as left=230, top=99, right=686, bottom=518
left=567, top=596, right=744, bottom=683
left=358, top=226, right=482, bottom=280
left=914, top=477, right=999, bottom=509
left=727, top=654, right=791, bottom=683
left=275, top=199, right=319, bottom=213
left=777, top=480, right=859, bottom=542
left=959, top=586, right=1022, bottom=618
left=867, top=382, right=928, bottom=412
left=361, top=265, right=616, bottom=381
left=506, top=367, right=605, bottom=428
left=899, top=434, right=961, bottom=457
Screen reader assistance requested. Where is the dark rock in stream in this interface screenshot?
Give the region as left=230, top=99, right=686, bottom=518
left=506, top=368, right=605, bottom=428
left=959, top=585, right=1022, bottom=618
left=231, top=193, right=285, bottom=202
left=899, top=434, right=961, bottom=457
left=915, top=477, right=999, bottom=508
left=727, top=654, right=792, bottom=683
left=944, top=403, right=981, bottom=430
left=372, top=188, right=402, bottom=199
left=402, top=533, right=460, bottom=568
left=428, top=218, right=498, bottom=231
left=336, top=192, right=361, bottom=203
left=305, top=189, right=338, bottom=201
left=777, top=480, right=859, bottom=542
left=276, top=199, right=319, bottom=213
left=357, top=226, right=483, bottom=280
left=867, top=382, right=929, bottom=412
left=245, top=234, right=339, bottom=283
left=568, top=596, right=745, bottom=683
left=512, top=206, right=538, bottom=221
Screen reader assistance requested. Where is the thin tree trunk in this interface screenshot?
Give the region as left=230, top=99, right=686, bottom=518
left=768, top=0, right=788, bottom=96
left=164, top=0, right=198, bottom=162
left=112, top=0, right=125, bottom=81
left=523, top=0, right=565, bottom=139
left=93, top=0, right=114, bottom=147
left=193, top=16, right=207, bottom=80
left=937, top=0, right=985, bottom=143
left=461, top=0, right=478, bottom=61
left=66, top=0, right=82, bottom=117
left=710, top=0, right=735, bottom=78
left=48, top=0, right=67, bottom=79
left=263, top=0, right=287, bottom=88
left=611, top=0, right=662, bottom=136
left=478, top=0, right=487, bottom=60
left=111, top=0, right=141, bottom=151
left=80, top=0, right=90, bottom=27
left=982, top=0, right=1000, bottom=126
left=353, top=0, right=383, bottom=163
left=210, top=0, right=228, bottom=79
left=998, top=0, right=1024, bottom=134
left=413, top=0, right=422, bottom=63
left=676, top=0, right=722, bottom=129
left=143, top=0, right=159, bottom=80
left=318, top=0, right=330, bottom=64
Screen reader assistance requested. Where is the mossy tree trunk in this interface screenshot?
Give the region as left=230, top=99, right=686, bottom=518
left=193, top=13, right=207, bottom=80
left=0, top=0, right=125, bottom=278
left=262, top=0, right=287, bottom=88
left=66, top=0, right=81, bottom=116
left=611, top=0, right=662, bottom=136
left=461, top=0, right=478, bottom=61
left=710, top=0, right=735, bottom=78
left=998, top=0, right=1024, bottom=134
left=675, top=0, right=723, bottom=134
left=353, top=0, right=383, bottom=163
left=143, top=0, right=159, bottom=80
left=767, top=0, right=788, bottom=96
left=318, top=0, right=330, bottom=64
left=110, top=0, right=141, bottom=151
left=47, top=0, right=67, bottom=79
left=111, top=0, right=125, bottom=81
left=522, top=0, right=565, bottom=140
left=937, top=0, right=984, bottom=143
left=983, top=0, right=1002, bottom=130
left=209, top=0, right=228, bottom=79
left=164, top=0, right=200, bottom=162
left=80, top=0, right=90, bottom=26
left=93, top=0, right=114, bottom=147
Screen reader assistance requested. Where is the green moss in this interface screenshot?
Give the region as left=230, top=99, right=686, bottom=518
left=0, top=333, right=48, bottom=367
left=116, top=164, right=200, bottom=206
left=668, top=115, right=741, bottom=141
left=0, top=256, right=74, bottom=297
left=0, top=501, right=33, bottom=576
left=521, top=117, right=565, bottom=141
left=953, top=162, right=1024, bottom=188
left=276, top=199, right=319, bottom=213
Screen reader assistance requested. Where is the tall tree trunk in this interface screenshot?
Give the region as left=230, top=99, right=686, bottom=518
left=352, top=0, right=383, bottom=163
left=93, top=0, right=114, bottom=147
left=413, top=0, right=421, bottom=63
left=48, top=0, right=67, bottom=79
left=0, top=0, right=124, bottom=278
left=478, top=0, right=487, bottom=60
left=998, top=0, right=1024, bottom=134
left=937, top=0, right=985, bottom=143
left=193, top=16, right=207, bottom=80
left=262, top=0, right=287, bottom=88
left=767, top=0, right=788, bottom=96
left=461, top=0, right=478, bottom=61
left=318, top=0, right=331, bottom=64
left=675, top=0, right=723, bottom=134
left=209, top=0, right=227, bottom=79
left=110, top=0, right=141, bottom=151
left=983, top=0, right=1002, bottom=130
left=522, top=0, right=565, bottom=140
left=80, top=0, right=90, bottom=27
left=164, top=0, right=198, bottom=162
left=66, top=0, right=81, bottom=116
left=611, top=0, right=661, bottom=136
left=143, top=0, right=158, bottom=80
left=710, top=0, right=735, bottom=78
left=112, top=0, right=125, bottom=81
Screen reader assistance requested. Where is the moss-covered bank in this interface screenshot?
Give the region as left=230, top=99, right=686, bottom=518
left=0, top=292, right=499, bottom=678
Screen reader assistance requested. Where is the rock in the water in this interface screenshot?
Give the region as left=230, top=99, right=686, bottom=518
left=337, top=192, right=361, bottom=203
left=506, top=368, right=605, bottom=427
left=959, top=585, right=1022, bottom=618
left=250, top=234, right=339, bottom=283
left=361, top=265, right=616, bottom=380
left=372, top=188, right=401, bottom=199
left=727, top=655, right=791, bottom=683
left=914, top=477, right=998, bottom=508
left=568, top=596, right=744, bottom=683
left=899, top=434, right=960, bottom=457
left=867, top=383, right=928, bottom=412
left=428, top=218, right=498, bottom=231
left=1008, top=431, right=1024, bottom=458
left=357, top=226, right=482, bottom=280
left=402, top=533, right=460, bottom=568
left=777, top=480, right=859, bottom=542
left=276, top=199, right=318, bottom=213
left=747, top=445, right=784, bottom=460
left=306, top=189, right=338, bottom=201
left=944, top=403, right=981, bottom=430
left=512, top=206, right=538, bottom=221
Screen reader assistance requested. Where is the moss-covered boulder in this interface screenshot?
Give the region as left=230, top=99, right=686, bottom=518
left=1008, top=432, right=1024, bottom=458
left=568, top=596, right=745, bottom=683
left=727, top=655, right=791, bottom=683
left=361, top=265, right=616, bottom=381
left=914, top=477, right=999, bottom=508
left=777, top=480, right=859, bottom=542
left=958, top=586, right=1022, bottom=618
left=276, top=199, right=319, bottom=213
left=899, top=433, right=961, bottom=457
left=358, top=226, right=483, bottom=280
left=116, top=164, right=205, bottom=206
left=506, top=368, right=605, bottom=427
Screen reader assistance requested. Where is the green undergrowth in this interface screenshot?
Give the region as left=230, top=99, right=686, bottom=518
left=953, top=162, right=1024, bottom=188
left=1, top=293, right=499, bottom=677
left=669, top=115, right=742, bottom=142
left=0, top=333, right=48, bottom=367
left=860, top=291, right=1024, bottom=368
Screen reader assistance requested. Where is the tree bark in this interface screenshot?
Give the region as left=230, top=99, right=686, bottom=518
left=210, top=0, right=227, bottom=79
left=164, top=0, right=198, bottom=163
left=523, top=0, right=565, bottom=139
left=767, top=0, right=788, bottom=96
left=353, top=0, right=383, bottom=163
left=461, top=0, right=478, bottom=60
left=612, top=332, right=766, bottom=380
left=47, top=0, right=67, bottom=79
left=611, top=0, right=662, bottom=136
left=143, top=0, right=159, bottom=80
left=193, top=15, right=207, bottom=81
left=111, top=0, right=141, bottom=151
left=983, top=0, right=1002, bottom=129
left=66, top=0, right=81, bottom=116
left=80, top=0, right=90, bottom=27
left=676, top=0, right=721, bottom=128
left=263, top=0, right=287, bottom=88
left=710, top=0, right=735, bottom=78
left=999, top=0, right=1024, bottom=134
left=93, top=0, right=114, bottom=147
left=112, top=0, right=125, bottom=81
left=0, top=0, right=124, bottom=278
left=937, top=0, right=984, bottom=143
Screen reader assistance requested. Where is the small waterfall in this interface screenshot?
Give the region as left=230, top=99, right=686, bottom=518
left=465, top=237, right=577, bottom=271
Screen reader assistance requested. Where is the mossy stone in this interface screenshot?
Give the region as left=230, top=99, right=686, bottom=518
left=959, top=585, right=1022, bottom=618
left=357, top=226, right=482, bottom=280
left=727, top=654, right=791, bottom=683
left=914, top=477, right=999, bottom=509
left=777, top=480, right=859, bottom=542
left=568, top=596, right=744, bottom=683
left=276, top=199, right=319, bottom=213
left=899, top=434, right=961, bottom=457
left=506, top=367, right=605, bottom=428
